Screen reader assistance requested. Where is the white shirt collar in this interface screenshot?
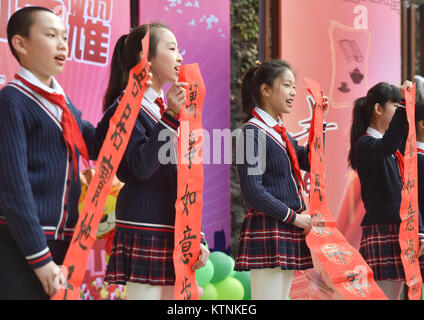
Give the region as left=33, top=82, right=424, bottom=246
left=417, top=141, right=424, bottom=150
left=142, top=87, right=165, bottom=120
left=16, top=66, right=66, bottom=97
left=143, top=87, right=160, bottom=104
left=366, top=127, right=383, bottom=139
left=253, top=106, right=282, bottom=128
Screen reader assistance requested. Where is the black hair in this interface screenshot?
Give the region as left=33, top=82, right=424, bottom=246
left=416, top=100, right=424, bottom=123
left=7, top=6, right=54, bottom=63
left=103, top=23, right=170, bottom=112
left=348, top=82, right=401, bottom=169
left=241, top=59, right=293, bottom=122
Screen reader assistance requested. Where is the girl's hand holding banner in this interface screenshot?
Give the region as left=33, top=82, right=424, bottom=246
left=52, top=29, right=151, bottom=300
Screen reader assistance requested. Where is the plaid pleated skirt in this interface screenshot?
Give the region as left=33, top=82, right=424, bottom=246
left=234, top=209, right=313, bottom=271
left=359, top=223, right=424, bottom=282
left=105, top=230, right=175, bottom=286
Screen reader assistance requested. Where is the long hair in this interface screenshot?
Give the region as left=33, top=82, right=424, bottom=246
left=241, top=59, right=292, bottom=122
left=416, top=100, right=424, bottom=123
left=348, top=82, right=401, bottom=169
left=103, top=23, right=169, bottom=112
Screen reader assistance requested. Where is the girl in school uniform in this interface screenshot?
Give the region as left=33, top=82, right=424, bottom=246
left=95, top=23, right=209, bottom=300
left=348, top=81, right=424, bottom=300
left=234, top=60, right=328, bottom=300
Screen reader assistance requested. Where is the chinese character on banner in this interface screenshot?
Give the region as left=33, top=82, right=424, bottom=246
left=321, top=243, right=353, bottom=265
left=178, top=225, right=197, bottom=264
left=73, top=212, right=94, bottom=250
left=180, top=183, right=197, bottom=216
left=342, top=266, right=370, bottom=298
left=174, top=64, right=205, bottom=301
left=312, top=214, right=332, bottom=236
left=180, top=276, right=192, bottom=300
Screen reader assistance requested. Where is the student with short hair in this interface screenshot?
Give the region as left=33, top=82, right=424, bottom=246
left=0, top=6, right=97, bottom=299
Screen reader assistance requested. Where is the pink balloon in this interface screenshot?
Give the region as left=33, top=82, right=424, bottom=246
left=197, top=283, right=204, bottom=298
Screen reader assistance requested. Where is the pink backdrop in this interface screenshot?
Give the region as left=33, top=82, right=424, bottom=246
left=139, top=0, right=231, bottom=252
left=0, top=0, right=130, bottom=125
left=278, top=0, right=402, bottom=299
left=279, top=0, right=401, bottom=247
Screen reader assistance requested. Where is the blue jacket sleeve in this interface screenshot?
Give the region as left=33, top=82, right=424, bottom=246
left=355, top=107, right=408, bottom=165
left=95, top=104, right=180, bottom=181
left=0, top=98, right=52, bottom=269
left=236, top=126, right=297, bottom=224
left=124, top=112, right=180, bottom=181
left=80, top=119, right=98, bottom=161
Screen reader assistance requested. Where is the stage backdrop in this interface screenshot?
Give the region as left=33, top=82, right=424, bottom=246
left=0, top=0, right=129, bottom=125
left=139, top=0, right=231, bottom=253
left=277, top=0, right=402, bottom=299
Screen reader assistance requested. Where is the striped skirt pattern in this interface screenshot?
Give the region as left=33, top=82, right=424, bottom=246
left=105, top=230, right=175, bottom=286
left=235, top=210, right=313, bottom=271
left=359, top=223, right=424, bottom=282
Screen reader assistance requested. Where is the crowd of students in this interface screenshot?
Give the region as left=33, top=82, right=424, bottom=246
left=0, top=6, right=423, bottom=300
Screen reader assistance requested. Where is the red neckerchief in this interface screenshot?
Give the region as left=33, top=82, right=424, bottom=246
left=251, top=108, right=304, bottom=193
left=15, top=74, right=89, bottom=178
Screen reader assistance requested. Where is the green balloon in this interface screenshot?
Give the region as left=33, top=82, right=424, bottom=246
left=232, top=271, right=251, bottom=300
left=195, top=259, right=214, bottom=286
left=209, top=251, right=233, bottom=283
left=200, top=283, right=218, bottom=300
left=215, top=277, right=244, bottom=300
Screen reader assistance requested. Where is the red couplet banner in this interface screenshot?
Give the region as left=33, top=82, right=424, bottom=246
left=399, top=85, right=423, bottom=300
left=304, top=77, right=387, bottom=300
left=174, top=64, right=205, bottom=300
left=51, top=31, right=151, bottom=300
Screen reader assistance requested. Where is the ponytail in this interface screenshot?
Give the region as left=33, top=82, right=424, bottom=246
left=103, top=34, right=127, bottom=111
left=348, top=82, right=401, bottom=169
left=241, top=66, right=258, bottom=122
left=348, top=97, right=372, bottom=169
left=416, top=100, right=424, bottom=123
left=102, top=23, right=170, bottom=112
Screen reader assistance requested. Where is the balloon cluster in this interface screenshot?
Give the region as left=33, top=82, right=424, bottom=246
left=195, top=251, right=251, bottom=300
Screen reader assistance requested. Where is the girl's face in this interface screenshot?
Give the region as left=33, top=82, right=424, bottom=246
left=377, top=101, right=398, bottom=132
left=268, top=69, right=296, bottom=115
left=149, top=28, right=183, bottom=87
